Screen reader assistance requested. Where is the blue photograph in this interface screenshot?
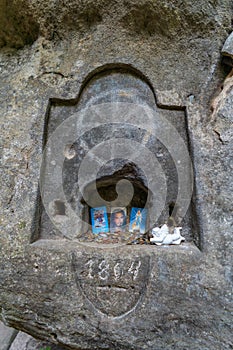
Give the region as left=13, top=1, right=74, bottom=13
left=129, top=207, right=148, bottom=234
left=90, top=206, right=109, bottom=234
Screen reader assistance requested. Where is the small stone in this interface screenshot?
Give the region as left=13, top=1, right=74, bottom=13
left=222, top=32, right=233, bottom=60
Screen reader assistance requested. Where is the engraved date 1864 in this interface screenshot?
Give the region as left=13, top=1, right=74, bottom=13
left=85, top=259, right=142, bottom=281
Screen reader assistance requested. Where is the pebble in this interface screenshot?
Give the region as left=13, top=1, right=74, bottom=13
left=78, top=230, right=151, bottom=245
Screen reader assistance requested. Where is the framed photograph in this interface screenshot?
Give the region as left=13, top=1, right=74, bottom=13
left=129, top=207, right=148, bottom=234
left=110, top=207, right=127, bottom=233
left=90, top=206, right=109, bottom=234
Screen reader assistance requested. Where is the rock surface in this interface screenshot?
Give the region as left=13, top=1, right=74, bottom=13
left=0, top=321, right=66, bottom=350
left=0, top=1, right=232, bottom=350
left=222, top=31, right=233, bottom=58
left=9, top=331, right=66, bottom=350
left=0, top=322, right=18, bottom=350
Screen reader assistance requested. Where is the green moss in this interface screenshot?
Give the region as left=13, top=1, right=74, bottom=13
left=18, top=221, right=26, bottom=229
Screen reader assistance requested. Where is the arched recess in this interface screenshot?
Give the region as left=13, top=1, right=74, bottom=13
left=34, top=65, right=199, bottom=247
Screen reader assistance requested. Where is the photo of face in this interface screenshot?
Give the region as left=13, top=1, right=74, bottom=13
left=113, top=211, right=125, bottom=227
left=110, top=208, right=127, bottom=233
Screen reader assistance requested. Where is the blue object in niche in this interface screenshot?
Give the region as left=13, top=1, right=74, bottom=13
left=90, top=206, right=109, bottom=234
left=129, top=207, right=148, bottom=234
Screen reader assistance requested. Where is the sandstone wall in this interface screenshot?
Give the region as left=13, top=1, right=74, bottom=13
left=0, top=1, right=232, bottom=349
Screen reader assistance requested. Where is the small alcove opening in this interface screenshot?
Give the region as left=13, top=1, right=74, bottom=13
left=77, top=162, right=152, bottom=244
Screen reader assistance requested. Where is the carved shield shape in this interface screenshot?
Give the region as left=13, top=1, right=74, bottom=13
left=72, top=253, right=150, bottom=317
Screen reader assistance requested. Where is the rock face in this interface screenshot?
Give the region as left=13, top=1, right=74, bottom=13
left=0, top=322, right=18, bottom=350
left=0, top=1, right=232, bottom=350
left=9, top=331, right=67, bottom=350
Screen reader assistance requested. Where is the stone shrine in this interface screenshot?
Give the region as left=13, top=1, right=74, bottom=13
left=0, top=1, right=232, bottom=349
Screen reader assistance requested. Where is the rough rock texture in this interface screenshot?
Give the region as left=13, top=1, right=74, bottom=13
left=222, top=31, right=233, bottom=67
left=222, top=31, right=233, bottom=58
left=0, top=0, right=231, bottom=48
left=0, top=322, right=18, bottom=350
left=9, top=331, right=66, bottom=350
left=0, top=321, right=65, bottom=350
left=0, top=1, right=233, bottom=350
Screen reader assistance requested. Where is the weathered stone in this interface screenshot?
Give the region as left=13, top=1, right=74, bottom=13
left=222, top=31, right=233, bottom=67
left=0, top=0, right=39, bottom=48
left=222, top=31, right=233, bottom=59
left=0, top=1, right=232, bottom=350
left=0, top=322, right=18, bottom=350
left=0, top=0, right=230, bottom=48
left=9, top=331, right=66, bottom=350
